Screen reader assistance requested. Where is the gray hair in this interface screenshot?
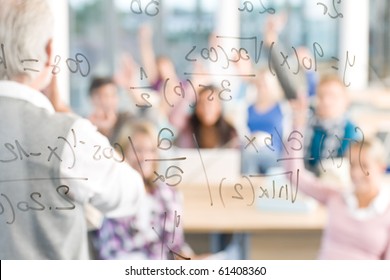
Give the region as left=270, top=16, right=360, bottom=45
left=0, top=0, right=54, bottom=81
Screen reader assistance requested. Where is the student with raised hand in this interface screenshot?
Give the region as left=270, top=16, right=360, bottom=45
left=93, top=121, right=194, bottom=260
left=138, top=24, right=194, bottom=130
left=0, top=0, right=144, bottom=259
left=263, top=13, right=298, bottom=101
left=138, top=24, right=177, bottom=93
left=287, top=94, right=390, bottom=259
left=241, top=67, right=292, bottom=174
left=240, top=14, right=296, bottom=175
left=173, top=84, right=239, bottom=254
left=304, top=75, right=360, bottom=175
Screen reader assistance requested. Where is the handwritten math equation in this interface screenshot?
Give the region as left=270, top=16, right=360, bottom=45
left=127, top=126, right=366, bottom=207
left=152, top=209, right=191, bottom=260
left=185, top=37, right=355, bottom=87
left=130, top=40, right=355, bottom=109
left=238, top=0, right=343, bottom=19
left=0, top=125, right=366, bottom=219
left=0, top=43, right=90, bottom=77
left=128, top=0, right=343, bottom=20
left=0, top=126, right=366, bottom=181
left=131, top=78, right=233, bottom=109
left=129, top=0, right=160, bottom=17
left=243, top=127, right=366, bottom=173
left=0, top=185, right=75, bottom=225
left=218, top=171, right=299, bottom=208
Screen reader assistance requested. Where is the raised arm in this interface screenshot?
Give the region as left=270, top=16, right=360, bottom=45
left=286, top=95, right=339, bottom=205
left=139, top=24, right=159, bottom=87
left=42, top=75, right=71, bottom=113
left=264, top=15, right=298, bottom=100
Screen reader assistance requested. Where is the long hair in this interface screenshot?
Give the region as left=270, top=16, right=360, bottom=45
left=191, top=85, right=237, bottom=148
left=117, top=120, right=159, bottom=190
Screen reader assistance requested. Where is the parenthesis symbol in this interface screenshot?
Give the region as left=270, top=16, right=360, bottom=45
left=219, top=177, right=227, bottom=208
left=243, top=176, right=255, bottom=206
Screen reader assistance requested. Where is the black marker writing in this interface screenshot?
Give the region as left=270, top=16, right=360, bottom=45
left=128, top=128, right=186, bottom=187
left=0, top=43, right=7, bottom=69
left=183, top=37, right=353, bottom=86
left=130, top=0, right=160, bottom=17
left=0, top=184, right=78, bottom=225
left=20, top=58, right=39, bottom=73
left=0, top=44, right=90, bottom=77
left=238, top=0, right=275, bottom=15
left=193, top=134, right=213, bottom=206
left=218, top=171, right=299, bottom=208
left=151, top=211, right=190, bottom=260
left=52, top=53, right=92, bottom=77
left=244, top=126, right=365, bottom=175
left=317, top=0, right=343, bottom=19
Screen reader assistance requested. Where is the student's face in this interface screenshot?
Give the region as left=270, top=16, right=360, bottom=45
left=91, top=84, right=119, bottom=113
left=195, top=91, right=222, bottom=126
left=349, top=145, right=384, bottom=195
left=157, top=57, right=175, bottom=77
left=126, top=133, right=157, bottom=181
left=256, top=72, right=272, bottom=100
left=315, top=81, right=348, bottom=120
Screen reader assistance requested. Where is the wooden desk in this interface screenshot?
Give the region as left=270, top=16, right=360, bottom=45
left=177, top=177, right=327, bottom=259
left=178, top=178, right=327, bottom=233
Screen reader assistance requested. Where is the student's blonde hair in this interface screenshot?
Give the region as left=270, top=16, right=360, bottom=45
left=350, top=138, right=387, bottom=166
left=0, top=0, right=54, bottom=81
left=317, top=74, right=346, bottom=92
left=117, top=120, right=157, bottom=152
left=117, top=120, right=159, bottom=186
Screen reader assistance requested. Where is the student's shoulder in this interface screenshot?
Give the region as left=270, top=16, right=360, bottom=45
left=344, top=119, right=362, bottom=140
left=47, top=111, right=81, bottom=130
left=154, top=182, right=182, bottom=202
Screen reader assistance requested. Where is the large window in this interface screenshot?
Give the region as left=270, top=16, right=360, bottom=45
left=369, top=0, right=390, bottom=85
left=69, top=0, right=388, bottom=114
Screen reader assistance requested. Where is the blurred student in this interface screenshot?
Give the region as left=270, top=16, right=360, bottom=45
left=175, top=85, right=238, bottom=149
left=88, top=76, right=133, bottom=144
left=242, top=68, right=292, bottom=174
left=264, top=14, right=298, bottom=101
left=174, top=85, right=239, bottom=253
left=0, top=0, right=144, bottom=259
left=93, top=121, right=194, bottom=260
left=288, top=97, right=390, bottom=259
left=261, top=15, right=354, bottom=175
left=304, top=75, right=360, bottom=175
left=240, top=14, right=298, bottom=175
left=138, top=25, right=202, bottom=133
left=295, top=46, right=318, bottom=99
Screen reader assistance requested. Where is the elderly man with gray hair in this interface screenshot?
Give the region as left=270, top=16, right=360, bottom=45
left=0, top=0, right=144, bottom=259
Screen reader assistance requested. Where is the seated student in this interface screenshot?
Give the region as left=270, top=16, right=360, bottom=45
left=242, top=68, right=292, bottom=174
left=304, top=75, right=360, bottom=175
left=92, top=121, right=193, bottom=260
left=175, top=85, right=239, bottom=149
left=288, top=99, right=390, bottom=259
left=240, top=14, right=302, bottom=175
left=88, top=76, right=133, bottom=144
left=174, top=85, right=239, bottom=253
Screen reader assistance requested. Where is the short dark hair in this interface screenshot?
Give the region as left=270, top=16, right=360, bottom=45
left=89, top=77, right=116, bottom=96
